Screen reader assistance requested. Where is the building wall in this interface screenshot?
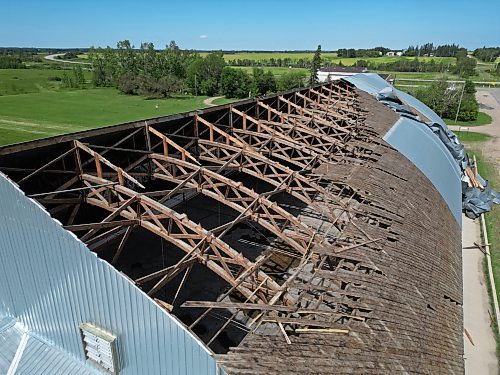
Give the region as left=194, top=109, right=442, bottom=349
left=317, top=71, right=357, bottom=82
left=0, top=173, right=222, bottom=375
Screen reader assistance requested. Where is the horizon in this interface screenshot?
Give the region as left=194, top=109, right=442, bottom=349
left=1, top=0, right=499, bottom=51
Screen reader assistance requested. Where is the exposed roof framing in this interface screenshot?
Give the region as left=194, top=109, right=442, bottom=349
left=0, top=79, right=464, bottom=373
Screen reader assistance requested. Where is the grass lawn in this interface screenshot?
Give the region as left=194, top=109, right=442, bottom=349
left=0, top=88, right=209, bottom=146
left=455, top=131, right=492, bottom=142
left=0, top=68, right=92, bottom=95
left=446, top=112, right=493, bottom=127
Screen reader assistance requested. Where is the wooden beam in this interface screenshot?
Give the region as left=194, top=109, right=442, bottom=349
left=148, top=126, right=199, bottom=164
left=64, top=219, right=137, bottom=232
left=75, top=141, right=145, bottom=189
left=18, top=147, right=75, bottom=185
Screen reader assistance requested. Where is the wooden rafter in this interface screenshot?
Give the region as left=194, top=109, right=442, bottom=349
left=80, top=173, right=283, bottom=304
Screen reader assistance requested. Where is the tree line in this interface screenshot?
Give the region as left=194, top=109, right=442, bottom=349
left=404, top=43, right=464, bottom=57
left=354, top=50, right=476, bottom=78
left=355, top=58, right=451, bottom=72
left=0, top=49, right=43, bottom=68
left=227, top=58, right=312, bottom=68
left=337, top=47, right=391, bottom=58
left=473, top=47, right=500, bottom=62
left=89, top=40, right=308, bottom=99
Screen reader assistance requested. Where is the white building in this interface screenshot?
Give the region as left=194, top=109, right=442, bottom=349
left=317, top=66, right=368, bottom=82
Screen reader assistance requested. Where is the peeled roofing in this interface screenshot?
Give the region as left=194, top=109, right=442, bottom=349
left=345, top=73, right=462, bottom=225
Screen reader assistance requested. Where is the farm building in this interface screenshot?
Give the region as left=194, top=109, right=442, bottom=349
left=317, top=66, right=368, bottom=82
left=0, top=75, right=466, bottom=374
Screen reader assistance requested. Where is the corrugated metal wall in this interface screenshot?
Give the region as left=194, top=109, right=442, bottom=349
left=0, top=173, right=223, bottom=375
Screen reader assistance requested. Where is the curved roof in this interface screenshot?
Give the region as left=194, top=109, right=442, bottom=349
left=345, top=73, right=462, bottom=225
left=0, top=79, right=463, bottom=374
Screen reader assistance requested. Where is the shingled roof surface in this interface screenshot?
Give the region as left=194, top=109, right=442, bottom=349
left=0, top=81, right=463, bottom=374
left=218, top=91, right=463, bottom=374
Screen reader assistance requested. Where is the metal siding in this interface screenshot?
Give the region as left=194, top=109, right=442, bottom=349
left=15, top=334, right=100, bottom=375
left=383, top=117, right=462, bottom=225
left=0, top=322, right=21, bottom=371
left=0, top=173, right=224, bottom=375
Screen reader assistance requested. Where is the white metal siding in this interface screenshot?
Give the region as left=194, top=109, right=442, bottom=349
left=0, top=173, right=222, bottom=375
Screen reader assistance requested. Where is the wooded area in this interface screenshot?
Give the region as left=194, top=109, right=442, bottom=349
left=89, top=40, right=307, bottom=99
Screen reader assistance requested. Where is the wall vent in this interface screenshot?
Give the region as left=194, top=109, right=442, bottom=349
left=80, top=323, right=119, bottom=374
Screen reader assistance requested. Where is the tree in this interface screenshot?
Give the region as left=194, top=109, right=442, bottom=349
left=464, top=80, right=476, bottom=94
left=415, top=80, right=478, bottom=121
left=278, top=70, right=307, bottom=91
left=252, top=68, right=276, bottom=95
left=116, top=40, right=137, bottom=78
left=454, top=55, right=476, bottom=77
left=89, top=47, right=107, bottom=87
left=310, top=45, right=321, bottom=85
left=73, top=65, right=85, bottom=88
left=186, top=52, right=226, bottom=96
left=61, top=72, right=74, bottom=89
left=220, top=67, right=252, bottom=98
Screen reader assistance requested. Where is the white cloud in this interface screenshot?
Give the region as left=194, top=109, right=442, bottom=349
left=199, top=35, right=208, bottom=39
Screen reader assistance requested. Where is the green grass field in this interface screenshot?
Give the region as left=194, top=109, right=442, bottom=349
left=0, top=68, right=93, bottom=95
left=455, top=131, right=492, bottom=142
left=446, top=112, right=493, bottom=127
left=0, top=88, right=208, bottom=146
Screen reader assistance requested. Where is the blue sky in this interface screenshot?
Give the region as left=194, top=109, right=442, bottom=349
left=2, top=0, right=499, bottom=50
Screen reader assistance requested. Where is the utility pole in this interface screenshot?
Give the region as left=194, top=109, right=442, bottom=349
left=454, top=81, right=466, bottom=124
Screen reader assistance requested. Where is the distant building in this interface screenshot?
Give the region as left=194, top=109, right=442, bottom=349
left=386, top=51, right=395, bottom=56
left=396, top=51, right=403, bottom=56
left=317, top=66, right=368, bottom=82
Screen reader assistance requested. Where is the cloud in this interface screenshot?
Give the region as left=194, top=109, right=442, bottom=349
left=199, top=35, right=208, bottom=39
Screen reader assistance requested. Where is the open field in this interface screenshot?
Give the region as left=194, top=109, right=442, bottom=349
left=0, top=88, right=208, bottom=146
left=200, top=52, right=456, bottom=66
left=0, top=68, right=92, bottom=95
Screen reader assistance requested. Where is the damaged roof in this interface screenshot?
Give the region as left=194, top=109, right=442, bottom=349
left=0, top=78, right=464, bottom=374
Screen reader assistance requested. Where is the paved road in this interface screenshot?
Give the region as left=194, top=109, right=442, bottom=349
left=462, top=214, right=498, bottom=374
left=44, top=53, right=91, bottom=65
